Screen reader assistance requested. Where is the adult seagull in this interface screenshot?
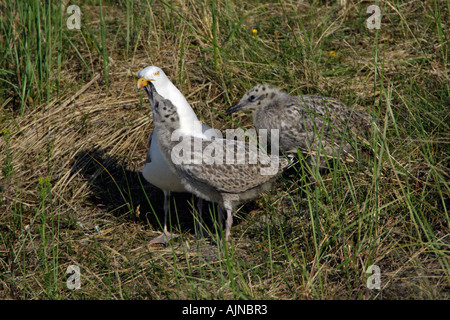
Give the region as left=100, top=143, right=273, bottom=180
left=137, top=66, right=217, bottom=244
left=146, top=83, right=290, bottom=242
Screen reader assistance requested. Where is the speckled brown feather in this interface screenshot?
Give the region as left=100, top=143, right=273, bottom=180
left=228, top=84, right=378, bottom=165
left=174, top=138, right=289, bottom=194
left=148, top=83, right=289, bottom=241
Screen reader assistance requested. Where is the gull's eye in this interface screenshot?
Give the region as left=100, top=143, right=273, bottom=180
left=249, top=95, right=256, bottom=102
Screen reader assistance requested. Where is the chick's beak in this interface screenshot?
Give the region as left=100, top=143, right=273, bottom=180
left=226, top=102, right=244, bottom=115
left=137, top=77, right=154, bottom=89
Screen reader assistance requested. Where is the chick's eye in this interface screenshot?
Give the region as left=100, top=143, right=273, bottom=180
left=249, top=95, right=256, bottom=102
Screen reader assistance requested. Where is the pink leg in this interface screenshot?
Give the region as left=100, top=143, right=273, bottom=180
left=224, top=205, right=233, bottom=242
left=150, top=191, right=178, bottom=245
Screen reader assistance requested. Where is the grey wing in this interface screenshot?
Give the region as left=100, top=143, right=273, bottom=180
left=178, top=139, right=285, bottom=194
left=145, top=130, right=154, bottom=163
left=297, top=95, right=373, bottom=130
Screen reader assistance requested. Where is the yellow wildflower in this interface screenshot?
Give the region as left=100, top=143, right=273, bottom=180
left=329, top=50, right=336, bottom=57
left=252, top=29, right=258, bottom=36
left=38, top=177, right=51, bottom=187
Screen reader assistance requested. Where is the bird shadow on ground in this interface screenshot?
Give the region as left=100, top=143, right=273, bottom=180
left=70, top=147, right=223, bottom=240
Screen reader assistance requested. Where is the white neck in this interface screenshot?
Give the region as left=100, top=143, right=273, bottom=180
left=154, top=81, right=205, bottom=137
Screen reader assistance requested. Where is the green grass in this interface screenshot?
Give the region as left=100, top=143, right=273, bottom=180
left=0, top=0, right=449, bottom=300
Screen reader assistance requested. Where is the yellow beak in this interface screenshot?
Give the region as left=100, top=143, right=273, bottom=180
left=137, top=77, right=154, bottom=89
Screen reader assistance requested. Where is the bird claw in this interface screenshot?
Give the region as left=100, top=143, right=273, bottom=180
left=149, top=232, right=179, bottom=245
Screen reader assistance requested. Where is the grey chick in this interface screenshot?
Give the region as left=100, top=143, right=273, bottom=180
left=147, top=83, right=290, bottom=242
left=227, top=84, right=377, bottom=168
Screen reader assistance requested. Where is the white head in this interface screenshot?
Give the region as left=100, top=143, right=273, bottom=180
left=137, top=66, right=204, bottom=136
left=137, top=66, right=169, bottom=91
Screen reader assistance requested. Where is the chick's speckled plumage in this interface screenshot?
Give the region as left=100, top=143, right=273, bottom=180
left=148, top=84, right=289, bottom=241
left=227, top=84, right=377, bottom=166
left=139, top=66, right=217, bottom=245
